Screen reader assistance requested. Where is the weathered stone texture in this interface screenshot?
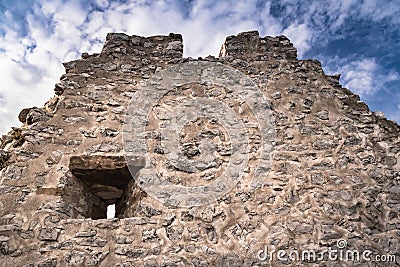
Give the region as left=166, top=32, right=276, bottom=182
left=0, top=31, right=399, bottom=266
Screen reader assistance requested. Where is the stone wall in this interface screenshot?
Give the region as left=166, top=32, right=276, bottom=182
left=0, top=31, right=399, bottom=266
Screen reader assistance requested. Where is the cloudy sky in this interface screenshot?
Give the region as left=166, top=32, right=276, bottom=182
left=0, top=0, right=399, bottom=134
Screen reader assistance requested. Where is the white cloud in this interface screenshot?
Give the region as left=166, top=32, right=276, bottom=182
left=341, top=58, right=379, bottom=95
left=360, top=0, right=400, bottom=24
left=0, top=96, right=7, bottom=114
left=0, top=29, right=27, bottom=61
left=282, top=23, right=310, bottom=57
left=322, top=57, right=399, bottom=97
left=94, top=0, right=110, bottom=9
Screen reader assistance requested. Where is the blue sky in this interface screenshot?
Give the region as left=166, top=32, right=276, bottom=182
left=0, top=0, right=399, bottom=134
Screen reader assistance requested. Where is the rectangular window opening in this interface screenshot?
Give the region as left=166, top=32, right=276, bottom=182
left=69, top=155, right=144, bottom=220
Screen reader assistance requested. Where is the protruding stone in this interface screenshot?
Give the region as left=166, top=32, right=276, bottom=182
left=316, top=110, right=329, bottom=120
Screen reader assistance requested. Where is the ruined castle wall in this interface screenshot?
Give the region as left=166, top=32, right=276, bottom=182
left=0, top=31, right=398, bottom=266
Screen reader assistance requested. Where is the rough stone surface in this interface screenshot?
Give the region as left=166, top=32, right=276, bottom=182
left=0, top=31, right=399, bottom=266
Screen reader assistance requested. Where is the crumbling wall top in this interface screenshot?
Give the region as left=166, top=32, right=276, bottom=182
left=101, top=32, right=183, bottom=58
left=219, top=30, right=297, bottom=60
left=63, top=32, right=183, bottom=74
